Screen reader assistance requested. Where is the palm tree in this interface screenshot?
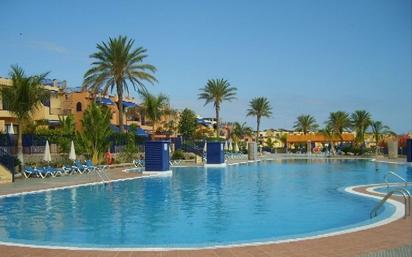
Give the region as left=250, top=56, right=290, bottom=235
left=198, top=79, right=237, bottom=137
left=293, top=114, right=319, bottom=134
left=275, top=133, right=288, bottom=152
left=326, top=111, right=351, bottom=145
left=140, top=92, right=169, bottom=139
left=246, top=97, right=272, bottom=144
left=82, top=35, right=157, bottom=132
left=320, top=125, right=336, bottom=156
left=370, top=121, right=393, bottom=155
left=232, top=122, right=253, bottom=142
left=351, top=110, right=371, bottom=147
left=0, top=65, right=49, bottom=166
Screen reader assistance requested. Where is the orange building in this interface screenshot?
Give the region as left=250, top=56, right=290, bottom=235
left=63, top=89, right=142, bottom=132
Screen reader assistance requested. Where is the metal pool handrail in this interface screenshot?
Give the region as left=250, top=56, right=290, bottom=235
left=384, top=171, right=408, bottom=188
left=370, top=189, right=411, bottom=219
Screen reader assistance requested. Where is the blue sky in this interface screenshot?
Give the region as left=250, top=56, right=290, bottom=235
left=0, top=0, right=411, bottom=133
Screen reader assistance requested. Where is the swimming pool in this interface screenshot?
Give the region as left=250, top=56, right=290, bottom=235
left=0, top=159, right=410, bottom=248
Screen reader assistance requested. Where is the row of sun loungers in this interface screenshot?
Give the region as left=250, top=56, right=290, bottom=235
left=23, top=160, right=100, bottom=179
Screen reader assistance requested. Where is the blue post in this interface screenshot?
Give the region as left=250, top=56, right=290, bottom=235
left=206, top=141, right=225, bottom=165
left=145, top=141, right=170, bottom=171
left=407, top=139, right=412, bottom=162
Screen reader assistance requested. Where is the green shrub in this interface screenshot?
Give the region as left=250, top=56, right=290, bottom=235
left=172, top=150, right=185, bottom=160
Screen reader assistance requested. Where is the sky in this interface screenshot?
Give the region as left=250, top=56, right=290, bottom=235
left=0, top=0, right=411, bottom=133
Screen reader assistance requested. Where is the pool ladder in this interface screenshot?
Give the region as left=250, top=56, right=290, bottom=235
left=384, top=171, right=409, bottom=189
left=95, top=165, right=111, bottom=184
left=370, top=171, right=411, bottom=219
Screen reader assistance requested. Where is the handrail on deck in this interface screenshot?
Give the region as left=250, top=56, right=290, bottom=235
left=384, top=171, right=408, bottom=188
left=370, top=188, right=411, bottom=219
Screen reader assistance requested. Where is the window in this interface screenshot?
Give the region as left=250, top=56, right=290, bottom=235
left=76, top=102, right=82, bottom=112
left=41, top=96, right=50, bottom=107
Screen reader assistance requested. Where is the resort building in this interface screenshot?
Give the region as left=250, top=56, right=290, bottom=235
left=0, top=77, right=178, bottom=137
left=0, top=77, right=69, bottom=133
left=63, top=88, right=141, bottom=132
left=286, top=132, right=355, bottom=152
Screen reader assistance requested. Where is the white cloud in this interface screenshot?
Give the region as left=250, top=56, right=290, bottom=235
left=28, top=40, right=68, bottom=54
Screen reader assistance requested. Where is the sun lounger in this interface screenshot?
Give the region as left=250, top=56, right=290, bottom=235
left=85, top=160, right=97, bottom=172
left=62, top=165, right=74, bottom=175
left=36, top=166, right=56, bottom=178
left=133, top=160, right=144, bottom=168
left=23, top=167, right=37, bottom=178
left=72, top=160, right=89, bottom=174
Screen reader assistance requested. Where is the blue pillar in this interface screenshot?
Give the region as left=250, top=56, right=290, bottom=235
left=145, top=141, right=170, bottom=171
left=206, top=141, right=225, bottom=165
left=407, top=139, right=412, bottom=162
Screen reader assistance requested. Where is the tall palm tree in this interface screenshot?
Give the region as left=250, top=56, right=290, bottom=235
left=370, top=121, right=393, bottom=155
left=326, top=111, right=351, bottom=145
left=0, top=65, right=49, bottom=166
left=198, top=79, right=237, bottom=137
left=246, top=97, right=272, bottom=143
left=140, top=92, right=169, bottom=139
left=293, top=114, right=319, bottom=134
left=351, top=110, right=371, bottom=147
left=82, top=35, right=157, bottom=132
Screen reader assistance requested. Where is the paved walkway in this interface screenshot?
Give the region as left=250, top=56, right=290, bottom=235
left=0, top=166, right=143, bottom=196
left=0, top=159, right=410, bottom=256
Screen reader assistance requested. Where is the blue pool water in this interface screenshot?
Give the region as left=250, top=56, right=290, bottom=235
left=0, top=159, right=411, bottom=248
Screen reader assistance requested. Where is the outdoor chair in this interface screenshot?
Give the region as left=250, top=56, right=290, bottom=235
left=133, top=159, right=145, bottom=168
left=72, top=160, right=89, bottom=174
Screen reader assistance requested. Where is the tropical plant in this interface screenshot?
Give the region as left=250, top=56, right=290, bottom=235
left=232, top=122, right=253, bottom=142
left=76, top=102, right=112, bottom=164
left=0, top=65, right=49, bottom=165
left=198, top=79, right=237, bottom=137
left=56, top=114, right=75, bottom=153
left=351, top=110, right=371, bottom=147
left=275, top=133, right=288, bottom=152
left=178, top=108, right=197, bottom=140
left=320, top=125, right=336, bottom=155
left=140, top=92, right=169, bottom=139
left=370, top=121, right=393, bottom=155
left=265, top=137, right=275, bottom=152
left=293, top=114, right=319, bottom=134
left=326, top=111, right=351, bottom=144
left=246, top=97, right=272, bottom=143
left=82, top=35, right=157, bottom=132
left=116, top=128, right=139, bottom=163
left=162, top=106, right=178, bottom=135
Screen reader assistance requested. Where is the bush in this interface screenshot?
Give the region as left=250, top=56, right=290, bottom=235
left=172, top=150, right=185, bottom=160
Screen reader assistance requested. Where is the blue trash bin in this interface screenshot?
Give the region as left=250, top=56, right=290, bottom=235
left=407, top=139, right=412, bottom=162
left=145, top=141, right=170, bottom=171
left=206, top=141, right=225, bottom=166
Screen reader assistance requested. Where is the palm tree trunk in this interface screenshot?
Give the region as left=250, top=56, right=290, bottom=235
left=17, top=121, right=24, bottom=166
left=256, top=116, right=260, bottom=143
left=215, top=104, right=220, bottom=138
left=117, top=86, right=125, bottom=133
left=152, top=123, right=156, bottom=141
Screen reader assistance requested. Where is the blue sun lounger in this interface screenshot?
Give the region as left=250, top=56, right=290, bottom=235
left=72, top=160, right=89, bottom=174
